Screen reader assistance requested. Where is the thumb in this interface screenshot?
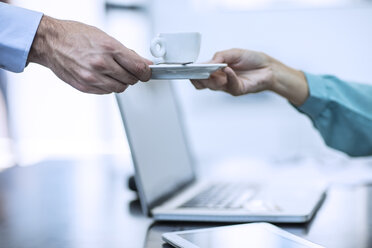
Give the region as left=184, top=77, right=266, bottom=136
left=210, top=52, right=226, bottom=64
left=144, top=58, right=153, bottom=65
left=211, top=50, right=240, bottom=67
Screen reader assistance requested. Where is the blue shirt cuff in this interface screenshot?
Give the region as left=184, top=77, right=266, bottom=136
left=296, top=72, right=330, bottom=119
left=0, top=3, right=43, bottom=73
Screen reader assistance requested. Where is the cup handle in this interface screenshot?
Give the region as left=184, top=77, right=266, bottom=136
left=150, top=37, right=166, bottom=58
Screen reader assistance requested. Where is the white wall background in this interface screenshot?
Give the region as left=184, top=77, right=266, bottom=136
left=3, top=0, right=372, bottom=169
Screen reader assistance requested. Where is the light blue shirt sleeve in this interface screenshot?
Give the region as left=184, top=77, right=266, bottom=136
left=0, top=3, right=43, bottom=73
left=296, top=73, right=372, bottom=157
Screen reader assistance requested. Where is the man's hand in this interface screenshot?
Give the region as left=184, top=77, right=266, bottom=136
left=28, top=15, right=152, bottom=94
left=191, top=48, right=309, bottom=106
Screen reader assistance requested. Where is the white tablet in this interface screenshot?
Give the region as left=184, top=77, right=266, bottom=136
left=162, top=222, right=324, bottom=248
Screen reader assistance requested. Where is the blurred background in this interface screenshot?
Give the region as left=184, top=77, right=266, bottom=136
left=1, top=0, right=372, bottom=181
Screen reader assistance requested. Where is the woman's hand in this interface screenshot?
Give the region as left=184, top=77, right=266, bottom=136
left=191, top=48, right=309, bottom=106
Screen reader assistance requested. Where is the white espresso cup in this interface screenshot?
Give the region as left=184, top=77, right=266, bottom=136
left=150, top=32, right=201, bottom=64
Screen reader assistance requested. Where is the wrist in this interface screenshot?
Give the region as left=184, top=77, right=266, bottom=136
left=28, top=15, right=59, bottom=67
left=269, top=60, right=309, bottom=106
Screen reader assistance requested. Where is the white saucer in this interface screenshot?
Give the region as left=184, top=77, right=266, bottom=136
left=149, top=63, right=227, bottom=80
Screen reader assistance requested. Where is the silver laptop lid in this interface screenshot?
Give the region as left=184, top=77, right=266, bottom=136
left=115, top=81, right=195, bottom=215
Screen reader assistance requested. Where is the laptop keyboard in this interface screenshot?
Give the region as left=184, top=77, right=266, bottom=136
left=180, top=183, right=257, bottom=209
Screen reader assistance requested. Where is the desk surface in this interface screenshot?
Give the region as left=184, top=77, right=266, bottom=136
left=0, top=156, right=371, bottom=248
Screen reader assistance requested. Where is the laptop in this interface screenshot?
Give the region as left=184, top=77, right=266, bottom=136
left=115, top=80, right=325, bottom=223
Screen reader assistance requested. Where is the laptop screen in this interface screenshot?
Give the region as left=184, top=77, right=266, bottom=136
left=116, top=80, right=195, bottom=212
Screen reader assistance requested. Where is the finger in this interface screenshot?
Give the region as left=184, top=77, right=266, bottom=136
left=74, top=81, right=111, bottom=94
left=145, top=58, right=153, bottom=65
left=190, top=80, right=206, bottom=90
left=211, top=51, right=226, bottom=63
left=224, top=67, right=239, bottom=80
left=224, top=67, right=242, bottom=96
left=114, top=48, right=152, bottom=82
left=94, top=75, right=130, bottom=93
left=198, top=70, right=228, bottom=91
left=189, top=71, right=227, bottom=91
left=106, top=59, right=139, bottom=85
left=129, top=49, right=153, bottom=65
left=84, top=87, right=111, bottom=94
left=211, top=49, right=243, bottom=67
